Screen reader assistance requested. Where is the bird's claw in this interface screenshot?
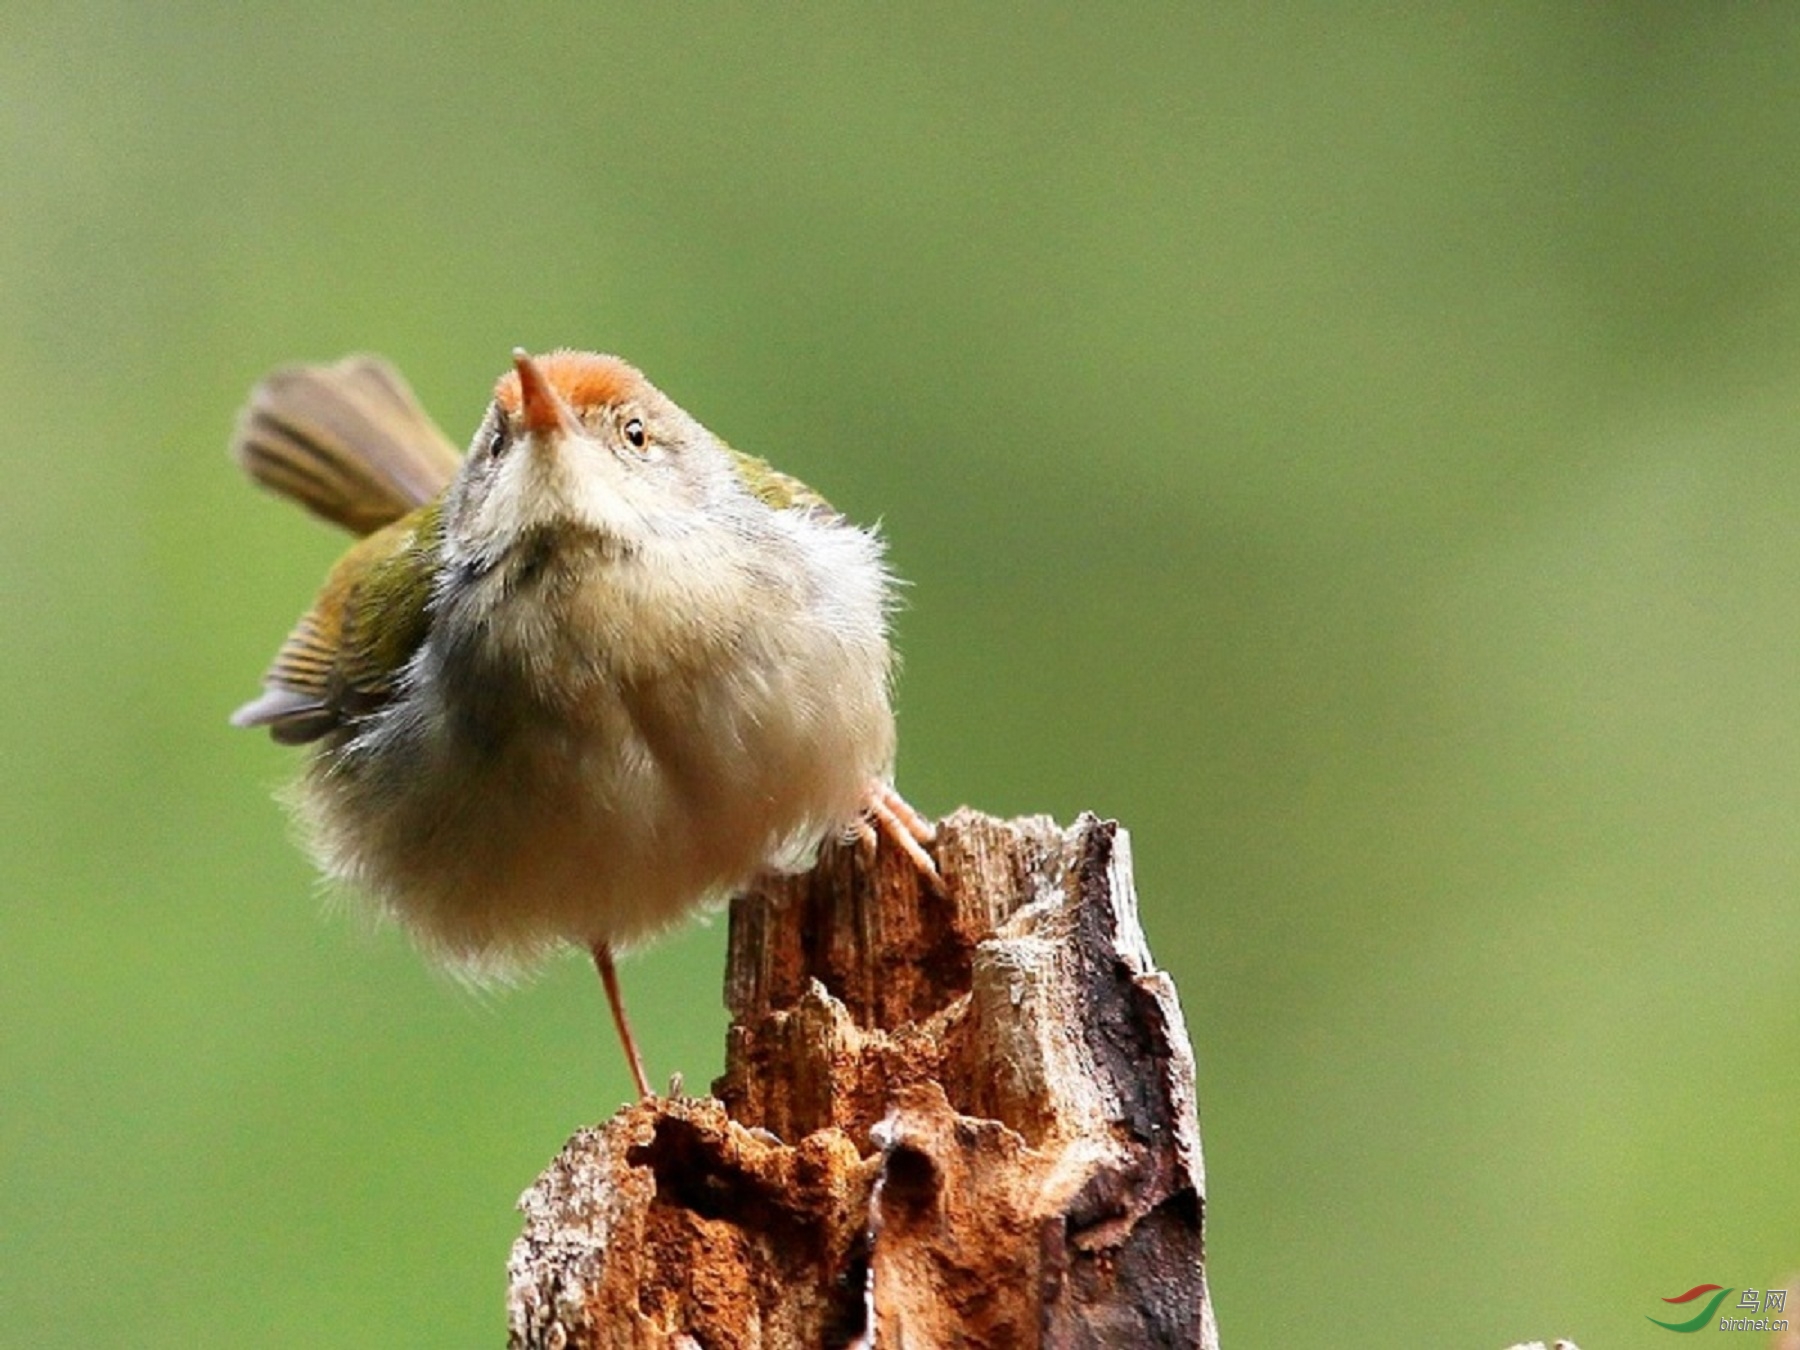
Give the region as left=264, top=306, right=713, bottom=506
left=863, top=783, right=944, bottom=894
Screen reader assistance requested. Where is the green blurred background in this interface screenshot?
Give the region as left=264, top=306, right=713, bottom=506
left=4, top=5, right=1797, bottom=1345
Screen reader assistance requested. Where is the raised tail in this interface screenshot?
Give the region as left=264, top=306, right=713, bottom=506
left=232, top=355, right=462, bottom=536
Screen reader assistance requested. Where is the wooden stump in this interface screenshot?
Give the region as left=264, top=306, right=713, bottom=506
left=506, top=809, right=1218, bottom=1349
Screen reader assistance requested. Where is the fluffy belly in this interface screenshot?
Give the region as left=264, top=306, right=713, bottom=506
left=299, top=653, right=892, bottom=973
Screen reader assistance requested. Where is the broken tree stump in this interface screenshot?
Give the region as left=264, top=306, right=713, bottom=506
left=506, top=809, right=1218, bottom=1349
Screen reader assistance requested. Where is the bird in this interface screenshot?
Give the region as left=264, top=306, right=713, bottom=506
left=230, top=348, right=937, bottom=1098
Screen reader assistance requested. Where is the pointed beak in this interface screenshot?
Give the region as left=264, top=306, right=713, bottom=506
left=512, top=349, right=584, bottom=439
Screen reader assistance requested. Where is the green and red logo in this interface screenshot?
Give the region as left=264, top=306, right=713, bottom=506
left=1650, top=1285, right=1732, bottom=1333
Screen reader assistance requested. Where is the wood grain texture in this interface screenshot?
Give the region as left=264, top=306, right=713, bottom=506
left=507, top=809, right=1217, bottom=1349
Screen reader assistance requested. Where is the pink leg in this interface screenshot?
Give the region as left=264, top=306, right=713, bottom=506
left=592, top=942, right=653, bottom=1100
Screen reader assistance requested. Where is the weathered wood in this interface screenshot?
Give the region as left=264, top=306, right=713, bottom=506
left=507, top=809, right=1217, bottom=1349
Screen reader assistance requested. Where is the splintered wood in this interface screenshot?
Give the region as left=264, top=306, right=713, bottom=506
left=507, top=810, right=1218, bottom=1349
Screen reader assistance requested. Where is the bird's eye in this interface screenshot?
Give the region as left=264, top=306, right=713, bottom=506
left=623, top=418, right=647, bottom=450
left=486, top=423, right=507, bottom=460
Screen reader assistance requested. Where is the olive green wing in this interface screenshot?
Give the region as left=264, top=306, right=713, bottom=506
left=726, top=446, right=841, bottom=519
left=231, top=503, right=444, bottom=744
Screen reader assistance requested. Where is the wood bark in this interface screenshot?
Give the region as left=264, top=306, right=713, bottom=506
left=507, top=809, right=1217, bottom=1349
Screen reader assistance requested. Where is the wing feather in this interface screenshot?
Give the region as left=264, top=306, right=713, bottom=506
left=232, top=504, right=444, bottom=743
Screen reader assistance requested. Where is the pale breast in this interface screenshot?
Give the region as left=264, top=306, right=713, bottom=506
left=297, top=516, right=897, bottom=974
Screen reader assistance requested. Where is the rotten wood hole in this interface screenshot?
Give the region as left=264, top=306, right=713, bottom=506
left=507, top=809, right=1219, bottom=1349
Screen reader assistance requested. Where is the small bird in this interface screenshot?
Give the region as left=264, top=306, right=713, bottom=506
left=231, top=349, right=936, bottom=1098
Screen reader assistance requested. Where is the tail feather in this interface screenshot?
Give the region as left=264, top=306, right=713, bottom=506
left=233, top=355, right=462, bottom=536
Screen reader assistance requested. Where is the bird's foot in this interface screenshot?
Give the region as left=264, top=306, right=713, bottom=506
left=859, top=782, right=944, bottom=894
